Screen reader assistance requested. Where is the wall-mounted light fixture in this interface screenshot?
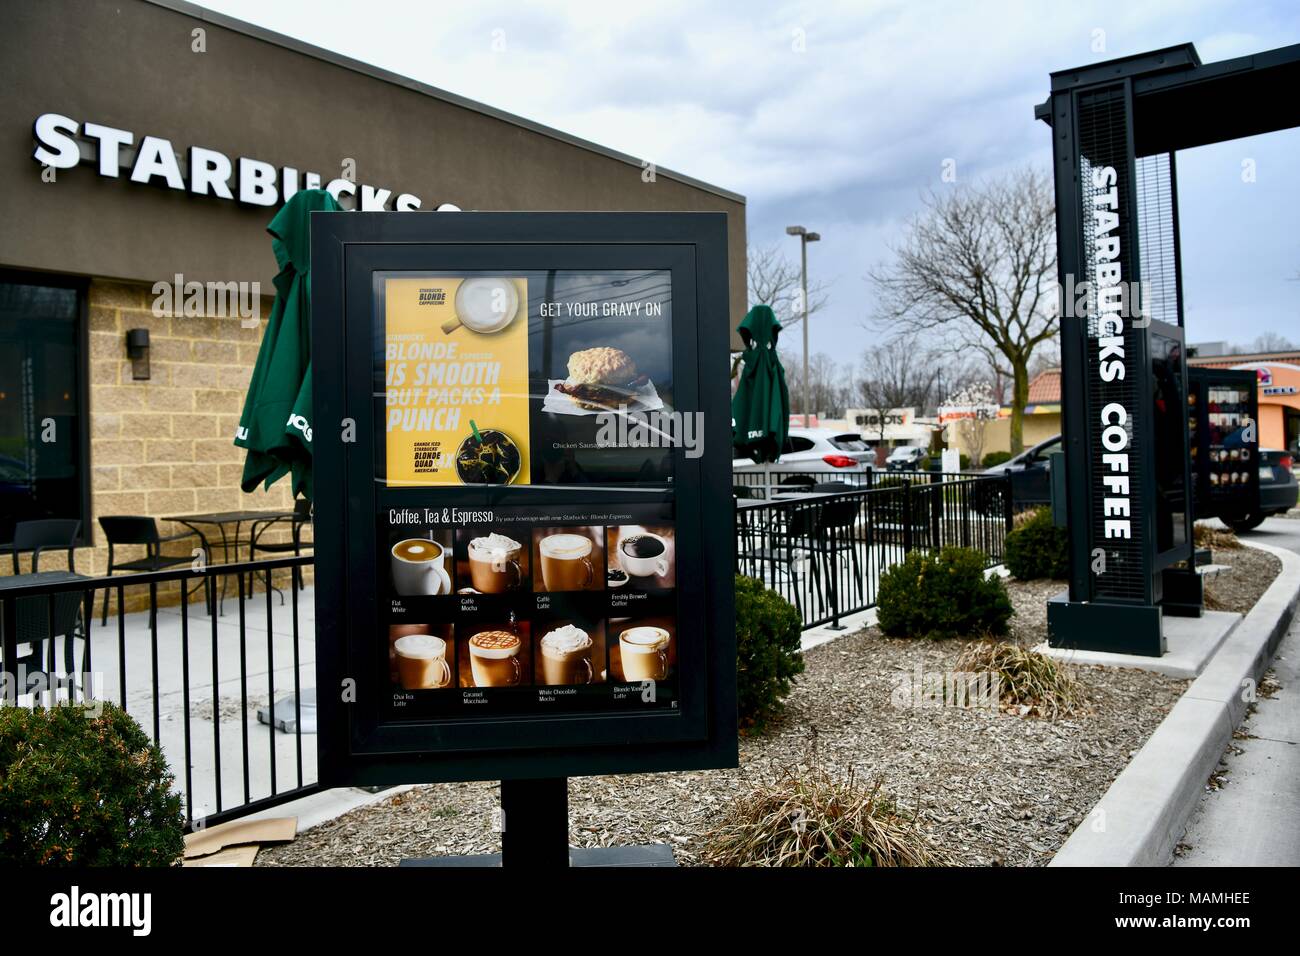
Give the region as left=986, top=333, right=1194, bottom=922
left=125, top=328, right=151, bottom=381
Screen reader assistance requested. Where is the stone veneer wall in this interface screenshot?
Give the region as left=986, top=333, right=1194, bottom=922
left=4, top=278, right=312, bottom=613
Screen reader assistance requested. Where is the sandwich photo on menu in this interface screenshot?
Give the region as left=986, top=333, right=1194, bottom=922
left=543, top=346, right=663, bottom=416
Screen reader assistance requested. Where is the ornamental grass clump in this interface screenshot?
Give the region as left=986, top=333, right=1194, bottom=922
left=702, top=765, right=956, bottom=867
left=1193, top=522, right=1241, bottom=552
left=956, top=639, right=1085, bottom=718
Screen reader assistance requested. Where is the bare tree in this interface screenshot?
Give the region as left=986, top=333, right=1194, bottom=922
left=1230, top=332, right=1296, bottom=354
left=869, top=167, right=1057, bottom=453
left=854, top=336, right=939, bottom=449
left=784, top=351, right=851, bottom=420
left=748, top=243, right=829, bottom=331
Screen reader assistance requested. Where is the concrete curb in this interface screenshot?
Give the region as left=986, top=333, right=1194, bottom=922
left=1050, top=540, right=1300, bottom=866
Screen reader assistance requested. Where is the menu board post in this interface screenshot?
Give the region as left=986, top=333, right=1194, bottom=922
left=310, top=212, right=738, bottom=849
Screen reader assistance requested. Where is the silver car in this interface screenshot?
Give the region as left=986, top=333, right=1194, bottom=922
left=733, top=427, right=875, bottom=498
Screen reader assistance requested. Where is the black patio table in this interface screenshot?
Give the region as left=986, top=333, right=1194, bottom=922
left=163, top=510, right=295, bottom=614
left=0, top=570, right=91, bottom=694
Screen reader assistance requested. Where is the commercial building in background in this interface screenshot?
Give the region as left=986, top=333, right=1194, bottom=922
left=0, top=0, right=746, bottom=579
left=940, top=369, right=1063, bottom=464
left=1189, top=348, right=1300, bottom=456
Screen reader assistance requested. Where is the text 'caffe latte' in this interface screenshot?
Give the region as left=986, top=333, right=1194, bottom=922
left=469, top=629, right=522, bottom=687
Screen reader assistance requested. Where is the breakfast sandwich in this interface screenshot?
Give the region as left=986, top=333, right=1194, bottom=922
left=555, top=347, right=645, bottom=411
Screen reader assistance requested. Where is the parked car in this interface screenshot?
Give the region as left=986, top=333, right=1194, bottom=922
left=1225, top=449, right=1298, bottom=532
left=733, top=427, right=874, bottom=496
left=983, top=434, right=1061, bottom=509
left=884, top=445, right=926, bottom=471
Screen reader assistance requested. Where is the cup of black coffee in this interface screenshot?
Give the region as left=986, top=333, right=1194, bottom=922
left=618, top=533, right=668, bottom=578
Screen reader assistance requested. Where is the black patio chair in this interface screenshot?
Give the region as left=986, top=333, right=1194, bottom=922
left=4, top=519, right=88, bottom=691
left=247, top=498, right=313, bottom=605
left=9, top=519, right=81, bottom=573
left=98, top=516, right=212, bottom=626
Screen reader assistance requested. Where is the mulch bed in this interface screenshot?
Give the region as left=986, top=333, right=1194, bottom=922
left=257, top=547, right=1279, bottom=868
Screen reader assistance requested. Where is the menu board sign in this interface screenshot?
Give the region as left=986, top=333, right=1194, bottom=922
left=377, top=268, right=682, bottom=719
left=312, top=213, right=736, bottom=785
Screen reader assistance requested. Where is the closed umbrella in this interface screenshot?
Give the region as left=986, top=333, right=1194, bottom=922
left=731, top=305, right=790, bottom=464
left=234, top=188, right=342, bottom=501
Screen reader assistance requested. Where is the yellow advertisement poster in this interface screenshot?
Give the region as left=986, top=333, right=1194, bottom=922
left=384, top=276, right=530, bottom=486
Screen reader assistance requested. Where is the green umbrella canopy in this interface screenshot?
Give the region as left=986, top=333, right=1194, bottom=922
left=731, top=305, right=790, bottom=464
left=234, top=188, right=342, bottom=502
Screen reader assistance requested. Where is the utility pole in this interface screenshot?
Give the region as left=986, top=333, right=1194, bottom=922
left=786, top=225, right=820, bottom=427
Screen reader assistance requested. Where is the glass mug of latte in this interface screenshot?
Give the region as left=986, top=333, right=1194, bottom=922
left=619, top=626, right=670, bottom=682
left=468, top=630, right=522, bottom=687
left=391, top=538, right=449, bottom=596
left=467, top=533, right=522, bottom=593
left=538, top=533, right=595, bottom=591
left=393, top=634, right=452, bottom=690
left=618, top=533, right=669, bottom=579
left=540, top=625, right=594, bottom=685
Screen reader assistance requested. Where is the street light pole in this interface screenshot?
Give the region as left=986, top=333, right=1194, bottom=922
left=786, top=225, right=820, bottom=428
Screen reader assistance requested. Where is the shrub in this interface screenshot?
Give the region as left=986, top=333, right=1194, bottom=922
left=982, top=450, right=1013, bottom=468
left=0, top=703, right=185, bottom=866
left=876, top=546, right=1012, bottom=640
left=702, top=765, right=956, bottom=867
left=956, top=639, right=1084, bottom=718
left=1005, top=507, right=1068, bottom=580
left=735, top=574, right=805, bottom=731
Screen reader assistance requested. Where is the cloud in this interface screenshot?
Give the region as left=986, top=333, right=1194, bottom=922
left=206, top=0, right=1300, bottom=360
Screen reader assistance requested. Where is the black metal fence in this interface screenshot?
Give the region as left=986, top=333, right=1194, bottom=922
left=733, top=466, right=975, bottom=499
left=1, top=475, right=1013, bottom=827
left=735, top=474, right=1013, bottom=628
left=1, top=555, right=318, bottom=829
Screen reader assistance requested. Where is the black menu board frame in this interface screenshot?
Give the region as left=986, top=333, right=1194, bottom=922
left=311, top=212, right=736, bottom=786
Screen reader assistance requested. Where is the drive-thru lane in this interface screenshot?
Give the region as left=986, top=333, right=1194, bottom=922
left=1174, top=516, right=1300, bottom=866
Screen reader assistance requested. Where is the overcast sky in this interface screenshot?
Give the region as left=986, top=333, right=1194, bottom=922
left=205, top=0, right=1300, bottom=367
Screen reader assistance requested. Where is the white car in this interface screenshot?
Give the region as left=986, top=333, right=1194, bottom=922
left=733, top=427, right=875, bottom=497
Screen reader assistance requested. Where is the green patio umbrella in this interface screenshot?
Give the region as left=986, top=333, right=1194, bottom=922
left=235, top=188, right=342, bottom=502
left=731, top=304, right=790, bottom=463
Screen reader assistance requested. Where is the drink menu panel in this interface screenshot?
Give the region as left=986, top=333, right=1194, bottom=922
left=372, top=271, right=681, bottom=719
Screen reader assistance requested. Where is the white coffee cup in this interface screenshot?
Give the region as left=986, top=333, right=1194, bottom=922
left=618, top=533, right=669, bottom=578
left=391, top=538, right=450, bottom=596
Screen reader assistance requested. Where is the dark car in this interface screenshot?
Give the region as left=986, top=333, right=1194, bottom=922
left=1225, top=449, right=1298, bottom=533
left=983, top=434, right=1061, bottom=509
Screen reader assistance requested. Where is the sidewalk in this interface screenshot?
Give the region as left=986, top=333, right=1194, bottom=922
left=1173, top=610, right=1300, bottom=866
